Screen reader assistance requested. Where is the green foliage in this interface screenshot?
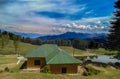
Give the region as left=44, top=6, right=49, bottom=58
left=13, top=40, right=19, bottom=54
left=90, top=48, right=118, bottom=55
left=73, top=39, right=89, bottom=50
left=0, top=34, right=9, bottom=48
left=12, top=35, right=21, bottom=55
left=106, top=0, right=120, bottom=53
left=59, top=46, right=89, bottom=55
left=41, top=66, right=50, bottom=73
left=21, top=37, right=42, bottom=45
left=34, top=38, right=42, bottom=45
left=4, top=67, right=10, bottom=72
left=44, top=40, right=54, bottom=44
left=0, top=39, right=37, bottom=55
left=0, top=70, right=3, bottom=73
left=54, top=39, right=71, bottom=46
left=83, top=66, right=100, bottom=76
left=72, top=39, right=103, bottom=50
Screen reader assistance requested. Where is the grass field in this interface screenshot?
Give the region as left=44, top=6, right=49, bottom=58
left=89, top=48, right=118, bottom=55
left=0, top=39, right=95, bottom=56
left=0, top=55, right=120, bottom=79
left=59, top=46, right=96, bottom=56
left=59, top=46, right=118, bottom=56
left=0, top=39, right=120, bottom=79
left=0, top=39, right=37, bottom=55
left=0, top=39, right=118, bottom=56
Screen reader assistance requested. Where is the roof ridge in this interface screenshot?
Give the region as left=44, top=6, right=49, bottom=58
left=25, top=44, right=58, bottom=58
left=46, top=49, right=60, bottom=64
left=47, top=48, right=81, bottom=64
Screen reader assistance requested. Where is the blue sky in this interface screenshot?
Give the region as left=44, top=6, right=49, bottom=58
left=0, top=0, right=116, bottom=34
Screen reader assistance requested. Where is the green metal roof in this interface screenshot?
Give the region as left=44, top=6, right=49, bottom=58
left=25, top=44, right=81, bottom=64
left=25, top=44, right=58, bottom=58
left=46, top=49, right=80, bottom=64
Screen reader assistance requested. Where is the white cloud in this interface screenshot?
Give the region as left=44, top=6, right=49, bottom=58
left=52, top=4, right=86, bottom=14
left=52, top=16, right=111, bottom=33
left=85, top=10, right=93, bottom=14
left=0, top=1, right=112, bottom=34
left=79, top=16, right=111, bottom=23
left=97, top=21, right=101, bottom=24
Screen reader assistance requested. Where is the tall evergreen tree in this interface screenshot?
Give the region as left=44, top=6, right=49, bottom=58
left=0, top=34, right=9, bottom=49
left=12, top=35, right=20, bottom=55
left=106, top=0, right=120, bottom=52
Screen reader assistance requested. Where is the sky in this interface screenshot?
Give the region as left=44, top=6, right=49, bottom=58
left=0, top=0, right=116, bottom=34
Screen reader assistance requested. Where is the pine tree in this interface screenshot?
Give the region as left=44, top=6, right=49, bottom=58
left=106, top=0, right=120, bottom=52
left=12, top=35, right=20, bottom=56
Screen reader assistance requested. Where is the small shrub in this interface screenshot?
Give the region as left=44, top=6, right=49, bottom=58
left=4, top=67, right=9, bottom=72
left=83, top=71, right=88, bottom=76
left=41, top=66, right=50, bottom=73
left=0, top=70, right=3, bottom=73
left=83, top=66, right=100, bottom=76
left=10, top=70, right=14, bottom=73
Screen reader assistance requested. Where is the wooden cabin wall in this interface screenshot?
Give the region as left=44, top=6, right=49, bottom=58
left=50, top=64, right=78, bottom=74
left=27, top=57, right=46, bottom=69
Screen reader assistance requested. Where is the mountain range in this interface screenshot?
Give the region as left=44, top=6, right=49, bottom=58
left=38, top=32, right=107, bottom=43
left=12, top=32, right=45, bottom=38
left=0, top=29, right=107, bottom=43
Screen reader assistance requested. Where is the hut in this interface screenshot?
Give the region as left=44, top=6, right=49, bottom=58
left=25, top=44, right=81, bottom=74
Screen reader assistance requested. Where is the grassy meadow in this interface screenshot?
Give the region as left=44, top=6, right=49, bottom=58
left=0, top=39, right=120, bottom=79
left=89, top=48, right=118, bottom=55
left=59, top=46, right=118, bottom=56
left=0, top=38, right=118, bottom=56
left=0, top=39, right=93, bottom=56
left=0, top=55, right=120, bottom=79
left=0, top=39, right=37, bottom=55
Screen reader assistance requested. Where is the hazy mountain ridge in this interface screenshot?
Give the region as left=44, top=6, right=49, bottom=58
left=0, top=29, right=107, bottom=43
left=12, top=32, right=44, bottom=38
left=38, top=32, right=107, bottom=43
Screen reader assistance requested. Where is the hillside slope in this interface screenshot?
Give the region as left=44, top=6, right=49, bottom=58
left=0, top=39, right=37, bottom=55
left=0, top=39, right=95, bottom=56
left=0, top=38, right=117, bottom=56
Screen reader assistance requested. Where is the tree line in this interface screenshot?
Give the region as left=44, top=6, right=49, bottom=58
left=106, top=0, right=120, bottom=57
left=0, top=30, right=104, bottom=52
left=0, top=30, right=20, bottom=55
left=20, top=35, right=104, bottom=50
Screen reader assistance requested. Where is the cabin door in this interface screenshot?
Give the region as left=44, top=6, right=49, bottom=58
left=62, top=67, right=67, bottom=74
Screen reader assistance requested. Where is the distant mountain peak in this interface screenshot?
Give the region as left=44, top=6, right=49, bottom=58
left=38, top=32, right=107, bottom=43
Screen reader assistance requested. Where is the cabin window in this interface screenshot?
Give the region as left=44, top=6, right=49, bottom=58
left=62, top=67, right=67, bottom=74
left=34, top=60, right=40, bottom=65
